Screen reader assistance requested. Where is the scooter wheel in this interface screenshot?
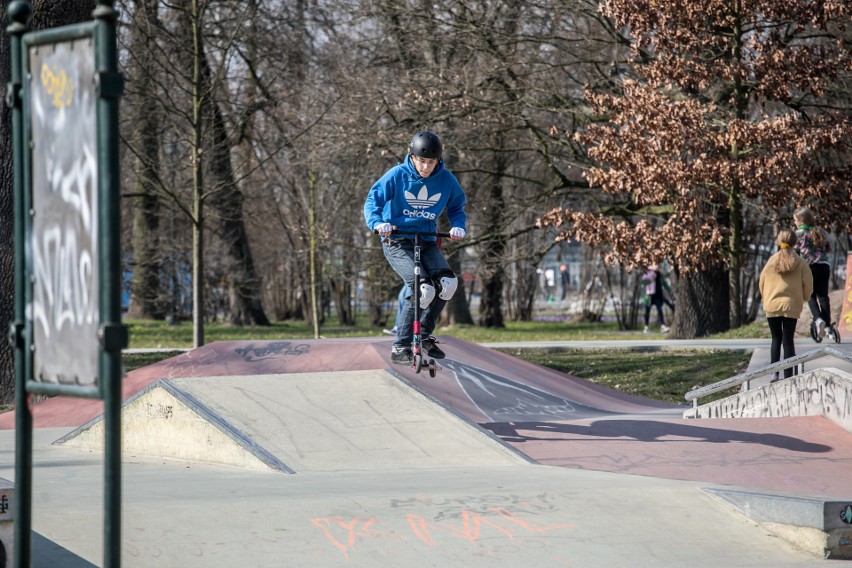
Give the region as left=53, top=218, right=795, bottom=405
left=810, top=322, right=822, bottom=343
left=428, top=359, right=437, bottom=378
left=414, top=353, right=423, bottom=373
left=831, top=325, right=841, bottom=344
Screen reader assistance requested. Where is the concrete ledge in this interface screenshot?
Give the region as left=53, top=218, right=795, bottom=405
left=54, top=379, right=295, bottom=473
left=705, top=488, right=852, bottom=559
left=685, top=368, right=852, bottom=433
left=53, top=371, right=529, bottom=474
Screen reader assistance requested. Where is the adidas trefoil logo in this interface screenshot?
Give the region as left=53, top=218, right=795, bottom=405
left=405, top=186, right=441, bottom=210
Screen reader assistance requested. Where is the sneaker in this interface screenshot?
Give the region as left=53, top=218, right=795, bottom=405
left=390, top=345, right=413, bottom=366
left=815, top=318, right=827, bottom=338
left=826, top=325, right=836, bottom=342
left=382, top=326, right=397, bottom=336
left=643, top=326, right=650, bottom=334
left=421, top=336, right=446, bottom=359
left=660, top=325, right=670, bottom=333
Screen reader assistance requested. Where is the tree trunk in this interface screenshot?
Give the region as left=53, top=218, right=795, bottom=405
left=442, top=251, right=474, bottom=326
left=126, top=0, right=163, bottom=320
left=331, top=277, right=354, bottom=325
left=190, top=0, right=205, bottom=347
left=0, top=1, right=97, bottom=402
left=476, top=150, right=508, bottom=328
left=364, top=234, right=394, bottom=327
left=205, top=80, right=270, bottom=326
left=727, top=184, right=744, bottom=328
left=0, top=6, right=16, bottom=404
left=670, top=267, right=730, bottom=339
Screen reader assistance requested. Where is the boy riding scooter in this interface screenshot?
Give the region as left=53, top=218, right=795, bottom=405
left=364, top=131, right=468, bottom=366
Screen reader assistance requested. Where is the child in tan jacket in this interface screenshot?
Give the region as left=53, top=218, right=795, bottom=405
left=759, top=230, right=814, bottom=380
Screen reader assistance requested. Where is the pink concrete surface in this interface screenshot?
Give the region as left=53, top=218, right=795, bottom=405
left=483, top=416, right=852, bottom=499
left=2, top=336, right=850, bottom=499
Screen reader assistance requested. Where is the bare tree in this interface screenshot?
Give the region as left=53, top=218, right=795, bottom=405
left=348, top=0, right=616, bottom=327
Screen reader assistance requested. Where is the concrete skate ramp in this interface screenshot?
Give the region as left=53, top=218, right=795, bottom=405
left=0, top=338, right=392, bottom=429
left=57, top=370, right=528, bottom=473
left=391, top=337, right=678, bottom=423
left=7, top=336, right=852, bottom=499
left=0, top=336, right=672, bottom=429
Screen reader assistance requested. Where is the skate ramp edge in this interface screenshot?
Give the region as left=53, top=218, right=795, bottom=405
left=54, top=370, right=529, bottom=473
left=685, top=368, right=852, bottom=433
left=54, top=378, right=294, bottom=473
left=704, top=488, right=852, bottom=560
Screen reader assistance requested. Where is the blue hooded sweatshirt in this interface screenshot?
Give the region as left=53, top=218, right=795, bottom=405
left=364, top=154, right=467, bottom=242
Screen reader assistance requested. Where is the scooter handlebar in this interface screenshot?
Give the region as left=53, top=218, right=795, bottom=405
left=373, top=227, right=452, bottom=238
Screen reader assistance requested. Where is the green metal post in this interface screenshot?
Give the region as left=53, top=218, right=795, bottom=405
left=6, top=3, right=33, bottom=567
left=94, top=1, right=127, bottom=566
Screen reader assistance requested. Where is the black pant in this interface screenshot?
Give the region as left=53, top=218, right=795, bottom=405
left=644, top=296, right=665, bottom=326
left=808, top=263, right=831, bottom=324
left=767, top=317, right=797, bottom=379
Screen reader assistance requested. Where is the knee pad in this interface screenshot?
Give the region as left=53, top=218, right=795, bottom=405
left=434, top=269, right=459, bottom=301
left=419, top=281, right=436, bottom=309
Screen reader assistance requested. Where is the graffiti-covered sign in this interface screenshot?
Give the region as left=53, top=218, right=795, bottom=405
left=27, top=34, right=99, bottom=387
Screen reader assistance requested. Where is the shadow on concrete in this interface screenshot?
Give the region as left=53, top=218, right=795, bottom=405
left=482, top=420, right=833, bottom=453
left=34, top=532, right=97, bottom=568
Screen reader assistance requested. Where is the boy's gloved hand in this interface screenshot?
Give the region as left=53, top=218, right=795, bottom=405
left=449, top=227, right=465, bottom=240
left=375, top=222, right=393, bottom=236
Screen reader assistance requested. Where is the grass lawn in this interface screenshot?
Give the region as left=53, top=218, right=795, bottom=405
left=494, top=347, right=751, bottom=404
left=121, top=317, right=767, bottom=405
left=125, top=317, right=772, bottom=348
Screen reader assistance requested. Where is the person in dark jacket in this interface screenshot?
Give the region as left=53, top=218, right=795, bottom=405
left=641, top=265, right=672, bottom=333
left=793, top=206, right=833, bottom=341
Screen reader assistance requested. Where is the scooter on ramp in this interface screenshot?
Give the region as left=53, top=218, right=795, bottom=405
left=375, top=228, right=450, bottom=377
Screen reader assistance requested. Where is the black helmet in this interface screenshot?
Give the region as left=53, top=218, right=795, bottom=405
left=408, top=131, right=442, bottom=160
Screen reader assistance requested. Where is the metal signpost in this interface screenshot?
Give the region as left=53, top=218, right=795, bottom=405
left=6, top=1, right=126, bottom=565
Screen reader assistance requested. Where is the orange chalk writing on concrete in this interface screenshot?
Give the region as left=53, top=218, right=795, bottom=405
left=310, top=516, right=401, bottom=560
left=406, top=510, right=516, bottom=547
left=312, top=507, right=575, bottom=559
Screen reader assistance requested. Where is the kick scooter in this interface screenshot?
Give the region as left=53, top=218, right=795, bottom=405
left=811, top=319, right=842, bottom=344
left=375, top=228, right=451, bottom=376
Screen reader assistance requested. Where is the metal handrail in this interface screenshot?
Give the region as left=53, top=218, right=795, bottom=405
left=684, top=346, right=852, bottom=412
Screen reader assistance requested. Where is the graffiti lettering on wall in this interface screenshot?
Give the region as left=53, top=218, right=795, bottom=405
left=40, top=63, right=74, bottom=108
left=29, top=38, right=100, bottom=386
left=311, top=493, right=574, bottom=560
left=695, top=370, right=852, bottom=431
left=234, top=342, right=311, bottom=362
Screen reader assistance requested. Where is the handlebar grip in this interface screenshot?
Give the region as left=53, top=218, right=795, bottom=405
left=372, top=227, right=453, bottom=238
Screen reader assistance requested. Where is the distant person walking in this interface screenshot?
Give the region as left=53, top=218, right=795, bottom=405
left=560, top=264, right=570, bottom=300
left=793, top=206, right=834, bottom=341
left=641, top=264, right=671, bottom=333
left=759, top=229, right=813, bottom=380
